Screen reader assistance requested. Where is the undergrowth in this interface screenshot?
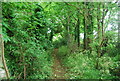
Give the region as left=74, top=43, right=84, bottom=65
left=58, top=46, right=120, bottom=79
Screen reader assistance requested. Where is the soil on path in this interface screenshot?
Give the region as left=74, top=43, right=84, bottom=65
left=51, top=48, right=68, bottom=79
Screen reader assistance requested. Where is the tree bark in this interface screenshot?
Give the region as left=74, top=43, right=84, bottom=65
left=67, top=15, right=70, bottom=46
left=83, top=3, right=87, bottom=50
left=83, top=16, right=87, bottom=50
left=50, top=29, right=53, bottom=42
left=74, top=26, right=77, bottom=41
left=77, top=17, right=80, bottom=47
left=0, top=34, right=10, bottom=79
left=97, top=3, right=102, bottom=58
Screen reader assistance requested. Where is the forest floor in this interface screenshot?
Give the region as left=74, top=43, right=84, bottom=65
left=51, top=48, right=68, bottom=79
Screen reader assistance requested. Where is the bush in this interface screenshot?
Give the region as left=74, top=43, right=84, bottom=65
left=53, top=38, right=67, bottom=48
left=27, top=51, right=53, bottom=79
left=61, top=51, right=119, bottom=79
left=63, top=52, right=100, bottom=79
left=58, top=46, right=69, bottom=59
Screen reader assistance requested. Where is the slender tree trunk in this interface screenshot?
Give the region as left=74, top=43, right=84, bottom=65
left=96, top=3, right=102, bottom=69
left=74, top=26, right=77, bottom=41
left=50, top=29, right=53, bottom=42
left=90, top=14, right=93, bottom=44
left=67, top=15, right=70, bottom=46
left=101, top=4, right=105, bottom=37
left=77, top=18, right=80, bottom=47
left=84, top=2, right=93, bottom=51
left=97, top=23, right=101, bottom=57
left=0, top=34, right=10, bottom=79
left=83, top=4, right=87, bottom=50
left=97, top=3, right=102, bottom=58
left=87, top=4, right=93, bottom=52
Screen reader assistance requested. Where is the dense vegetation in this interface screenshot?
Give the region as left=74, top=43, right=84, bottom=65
left=1, top=2, right=120, bottom=79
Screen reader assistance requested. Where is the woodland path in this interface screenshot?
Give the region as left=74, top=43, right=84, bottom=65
left=51, top=48, right=68, bottom=79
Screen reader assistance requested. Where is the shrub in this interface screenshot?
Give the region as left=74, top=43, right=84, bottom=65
left=58, top=46, right=69, bottom=59
left=61, top=51, right=119, bottom=79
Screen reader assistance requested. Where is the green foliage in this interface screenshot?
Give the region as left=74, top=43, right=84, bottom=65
left=61, top=51, right=119, bottom=79
left=63, top=52, right=100, bottom=79
left=1, top=2, right=120, bottom=79
left=53, top=38, right=67, bottom=48
left=2, top=2, right=53, bottom=79
left=58, top=46, right=69, bottom=58
left=27, top=51, right=53, bottom=79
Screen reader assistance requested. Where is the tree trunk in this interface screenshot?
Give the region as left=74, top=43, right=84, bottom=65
left=0, top=34, right=10, bottom=79
left=74, top=26, right=77, bottom=41
left=67, top=15, right=70, bottom=46
left=83, top=2, right=93, bottom=51
left=97, top=3, right=102, bottom=58
left=77, top=18, right=80, bottom=47
left=83, top=18, right=87, bottom=50
left=83, top=5, right=87, bottom=50
left=96, top=3, right=102, bottom=69
left=0, top=24, right=6, bottom=79
left=50, top=29, right=53, bottom=42
left=87, top=4, right=93, bottom=52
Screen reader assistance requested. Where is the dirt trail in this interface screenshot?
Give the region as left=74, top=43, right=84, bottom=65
left=51, top=48, right=68, bottom=79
